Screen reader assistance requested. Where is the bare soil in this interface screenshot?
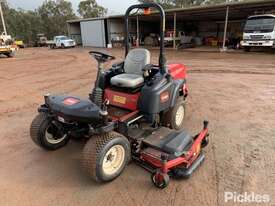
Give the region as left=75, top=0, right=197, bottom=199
left=0, top=47, right=274, bottom=206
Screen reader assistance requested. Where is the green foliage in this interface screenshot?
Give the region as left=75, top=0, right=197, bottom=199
left=0, top=0, right=107, bottom=43
left=0, top=0, right=78, bottom=43
left=37, top=0, right=76, bottom=38
left=78, top=0, right=107, bottom=18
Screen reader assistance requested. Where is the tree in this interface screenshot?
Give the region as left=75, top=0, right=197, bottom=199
left=78, top=0, right=107, bottom=18
left=38, top=0, right=76, bottom=38
left=0, top=1, right=42, bottom=42
left=1, top=0, right=77, bottom=43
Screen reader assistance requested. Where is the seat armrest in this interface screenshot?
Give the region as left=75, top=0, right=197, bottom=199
left=142, top=64, right=154, bottom=78
left=142, top=64, right=154, bottom=72
left=112, top=61, right=124, bottom=73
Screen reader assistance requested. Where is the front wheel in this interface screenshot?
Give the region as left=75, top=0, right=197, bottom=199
left=82, top=132, right=130, bottom=182
left=30, top=113, right=69, bottom=150
left=162, top=100, right=186, bottom=130
left=151, top=172, right=169, bottom=189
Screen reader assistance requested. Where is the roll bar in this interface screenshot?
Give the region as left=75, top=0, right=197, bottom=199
left=124, top=3, right=167, bottom=74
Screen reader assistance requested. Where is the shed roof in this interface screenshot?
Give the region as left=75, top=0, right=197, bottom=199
left=67, top=0, right=275, bottom=23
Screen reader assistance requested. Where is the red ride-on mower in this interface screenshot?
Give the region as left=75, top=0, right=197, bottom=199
left=30, top=3, right=209, bottom=189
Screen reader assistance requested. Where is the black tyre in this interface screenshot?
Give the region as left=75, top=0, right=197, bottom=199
left=201, top=135, right=209, bottom=148
left=6, top=52, right=15, bottom=58
left=243, top=47, right=251, bottom=52
left=162, top=100, right=186, bottom=130
left=61, top=44, right=65, bottom=49
left=82, top=132, right=130, bottom=182
left=151, top=172, right=169, bottom=189
left=30, top=113, right=69, bottom=150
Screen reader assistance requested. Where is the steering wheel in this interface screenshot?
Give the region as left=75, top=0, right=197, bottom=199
left=89, top=51, right=115, bottom=63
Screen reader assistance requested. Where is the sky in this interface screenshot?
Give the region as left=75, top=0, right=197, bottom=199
left=6, top=0, right=138, bottom=15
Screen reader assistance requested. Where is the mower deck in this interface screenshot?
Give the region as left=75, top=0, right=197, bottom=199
left=142, top=127, right=193, bottom=156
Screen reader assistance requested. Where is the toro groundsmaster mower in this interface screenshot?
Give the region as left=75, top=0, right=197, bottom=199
left=30, top=3, right=209, bottom=189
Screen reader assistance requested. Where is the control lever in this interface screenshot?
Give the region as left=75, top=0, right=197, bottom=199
left=100, top=99, right=109, bottom=125
left=142, top=64, right=154, bottom=77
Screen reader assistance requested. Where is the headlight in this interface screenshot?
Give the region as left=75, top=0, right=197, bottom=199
left=263, top=35, right=271, bottom=39
left=243, top=35, right=250, bottom=40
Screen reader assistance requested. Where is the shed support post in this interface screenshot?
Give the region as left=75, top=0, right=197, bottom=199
left=136, top=15, right=139, bottom=47
left=67, top=23, right=70, bottom=37
left=173, top=12, right=177, bottom=49
left=222, top=6, right=229, bottom=51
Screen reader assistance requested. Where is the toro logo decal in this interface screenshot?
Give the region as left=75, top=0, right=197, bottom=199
left=160, top=91, right=169, bottom=103
left=63, top=97, right=80, bottom=106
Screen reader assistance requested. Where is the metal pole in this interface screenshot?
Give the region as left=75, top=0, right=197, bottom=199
left=0, top=1, right=7, bottom=35
left=173, top=12, right=177, bottom=49
left=136, top=15, right=139, bottom=47
left=222, top=6, right=229, bottom=51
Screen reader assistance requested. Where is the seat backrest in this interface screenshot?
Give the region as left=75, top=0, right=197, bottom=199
left=124, top=48, right=150, bottom=75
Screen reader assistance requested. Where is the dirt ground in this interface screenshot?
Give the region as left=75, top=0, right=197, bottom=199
left=0, top=47, right=274, bottom=206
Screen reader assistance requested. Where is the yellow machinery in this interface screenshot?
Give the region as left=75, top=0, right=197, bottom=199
left=0, top=33, right=16, bottom=58
left=15, top=40, right=25, bottom=48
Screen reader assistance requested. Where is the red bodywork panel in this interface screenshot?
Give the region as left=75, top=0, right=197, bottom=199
left=104, top=88, right=140, bottom=111
left=168, top=64, right=187, bottom=80
left=140, top=127, right=208, bottom=173
left=105, top=64, right=187, bottom=111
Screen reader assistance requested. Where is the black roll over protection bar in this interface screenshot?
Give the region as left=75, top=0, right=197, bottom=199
left=124, top=3, right=167, bottom=75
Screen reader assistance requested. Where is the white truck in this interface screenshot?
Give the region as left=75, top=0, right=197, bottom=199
left=47, top=35, right=76, bottom=49
left=241, top=14, right=275, bottom=51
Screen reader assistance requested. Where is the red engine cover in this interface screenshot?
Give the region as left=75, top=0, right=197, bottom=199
left=168, top=64, right=187, bottom=80
left=104, top=88, right=140, bottom=111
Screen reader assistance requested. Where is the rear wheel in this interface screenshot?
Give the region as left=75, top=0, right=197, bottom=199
left=30, top=113, right=69, bottom=150
left=162, top=100, right=186, bottom=130
left=82, top=132, right=130, bottom=182
left=61, top=44, right=65, bottom=49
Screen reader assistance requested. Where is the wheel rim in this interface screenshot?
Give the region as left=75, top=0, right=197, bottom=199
left=102, top=145, right=125, bottom=176
left=45, top=125, right=67, bottom=144
left=153, top=174, right=164, bottom=187
left=175, top=105, right=185, bottom=126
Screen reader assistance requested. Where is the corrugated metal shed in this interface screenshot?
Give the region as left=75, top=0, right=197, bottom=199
left=80, top=20, right=106, bottom=47
left=67, top=0, right=275, bottom=48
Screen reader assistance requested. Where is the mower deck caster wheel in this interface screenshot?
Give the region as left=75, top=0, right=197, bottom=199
left=151, top=172, right=169, bottom=189
left=201, top=135, right=209, bottom=148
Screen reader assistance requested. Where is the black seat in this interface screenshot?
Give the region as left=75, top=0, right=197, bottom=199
left=142, top=127, right=193, bottom=157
